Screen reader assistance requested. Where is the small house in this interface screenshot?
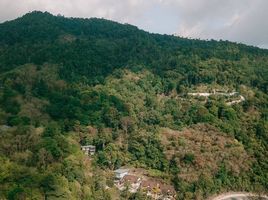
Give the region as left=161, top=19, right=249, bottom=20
left=81, top=145, right=96, bottom=156
left=114, top=168, right=129, bottom=179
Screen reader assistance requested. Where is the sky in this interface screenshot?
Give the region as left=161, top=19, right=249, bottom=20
left=0, top=0, right=267, bottom=49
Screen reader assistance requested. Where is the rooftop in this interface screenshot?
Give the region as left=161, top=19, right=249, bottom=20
left=81, top=145, right=95, bottom=148
left=114, top=168, right=129, bottom=174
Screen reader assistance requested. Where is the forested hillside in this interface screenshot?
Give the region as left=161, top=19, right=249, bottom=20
left=0, top=11, right=267, bottom=200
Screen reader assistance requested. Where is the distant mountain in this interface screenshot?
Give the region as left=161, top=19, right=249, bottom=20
left=0, top=11, right=267, bottom=200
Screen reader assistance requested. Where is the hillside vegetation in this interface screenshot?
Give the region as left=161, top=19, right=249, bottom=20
left=0, top=11, right=267, bottom=200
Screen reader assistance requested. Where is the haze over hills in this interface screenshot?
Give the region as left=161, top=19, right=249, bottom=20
left=0, top=11, right=267, bottom=200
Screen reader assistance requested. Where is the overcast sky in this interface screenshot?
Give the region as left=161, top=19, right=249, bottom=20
left=0, top=0, right=267, bottom=48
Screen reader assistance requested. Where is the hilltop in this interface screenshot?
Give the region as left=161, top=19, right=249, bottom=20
left=0, top=11, right=267, bottom=200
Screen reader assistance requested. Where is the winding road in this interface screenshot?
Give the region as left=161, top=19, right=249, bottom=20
left=187, top=91, right=245, bottom=105
left=226, top=95, right=245, bottom=105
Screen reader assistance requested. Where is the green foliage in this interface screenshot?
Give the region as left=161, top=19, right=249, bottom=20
left=128, top=134, right=168, bottom=170
left=0, top=87, right=21, bottom=115
left=7, top=186, right=25, bottom=200
left=0, top=11, right=267, bottom=200
left=33, top=79, right=49, bottom=97
left=183, top=153, right=195, bottom=165
left=97, top=143, right=124, bottom=170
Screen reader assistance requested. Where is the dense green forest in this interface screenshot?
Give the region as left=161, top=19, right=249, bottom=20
left=0, top=11, right=267, bottom=200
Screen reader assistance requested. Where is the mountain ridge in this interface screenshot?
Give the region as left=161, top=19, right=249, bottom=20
left=1, top=11, right=268, bottom=50
left=0, top=11, right=267, bottom=200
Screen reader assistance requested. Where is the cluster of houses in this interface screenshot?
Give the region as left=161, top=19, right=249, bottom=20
left=114, top=168, right=176, bottom=200
left=80, top=146, right=176, bottom=199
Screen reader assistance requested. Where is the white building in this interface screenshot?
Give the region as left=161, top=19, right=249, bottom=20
left=114, top=168, right=129, bottom=179
left=81, top=145, right=96, bottom=156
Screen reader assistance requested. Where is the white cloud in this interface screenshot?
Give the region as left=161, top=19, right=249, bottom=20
left=170, top=0, right=268, bottom=47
